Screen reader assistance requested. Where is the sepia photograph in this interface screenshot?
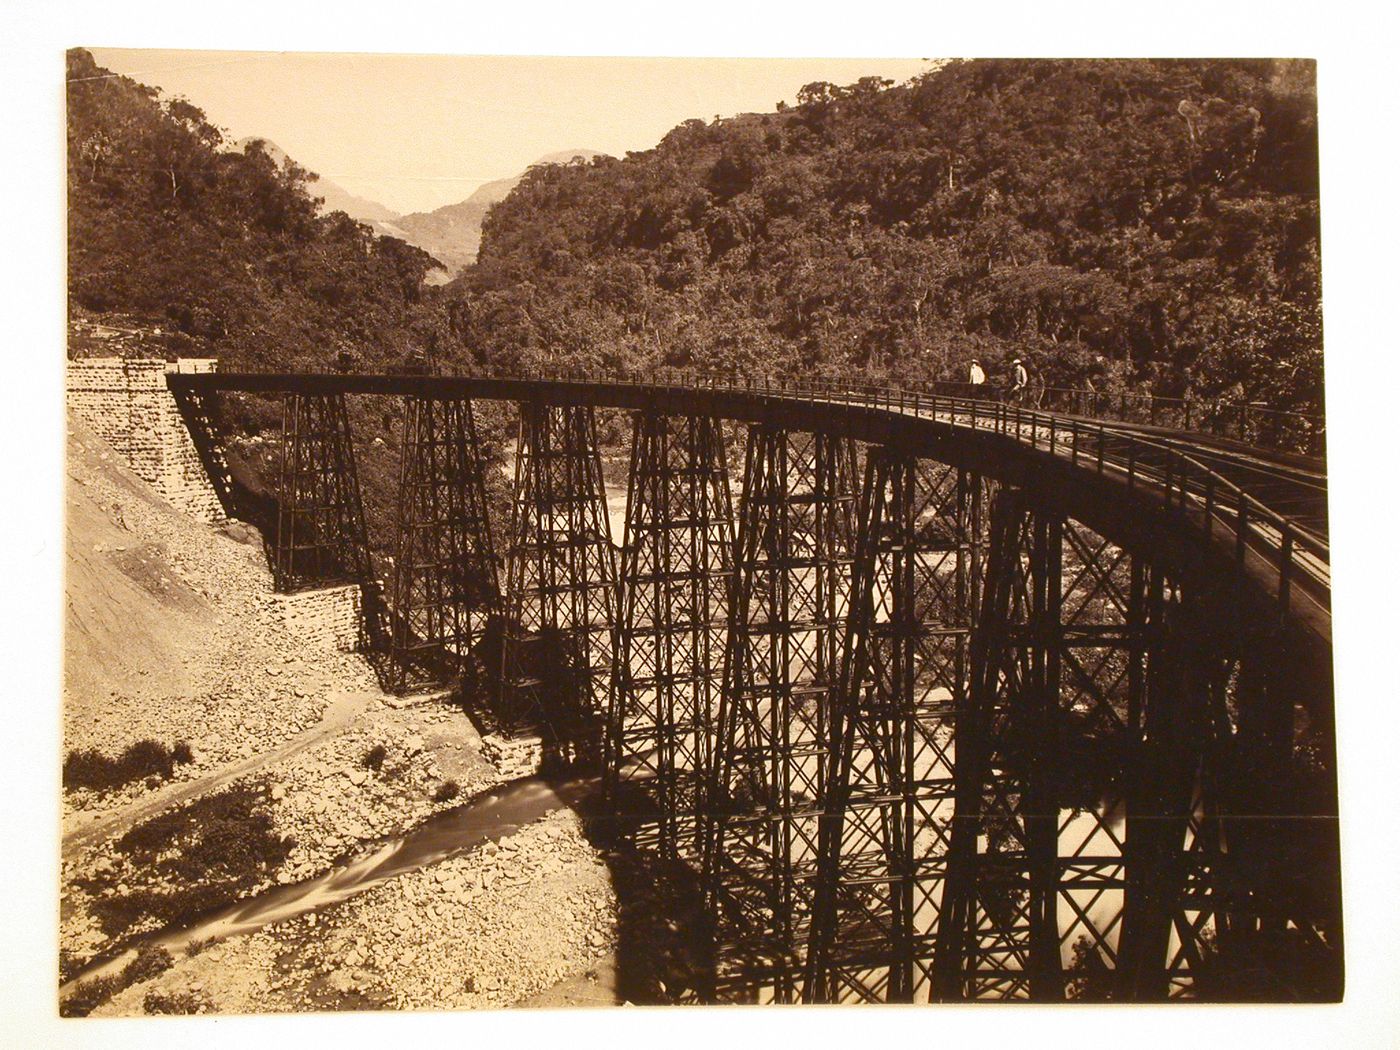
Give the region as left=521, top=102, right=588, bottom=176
left=53, top=44, right=1343, bottom=1017
left=3, top=2, right=1387, bottom=1037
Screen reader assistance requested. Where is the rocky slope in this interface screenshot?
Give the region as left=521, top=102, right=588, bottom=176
left=61, top=410, right=622, bottom=1013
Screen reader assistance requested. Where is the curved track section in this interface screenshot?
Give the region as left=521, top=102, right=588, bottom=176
left=170, top=370, right=1329, bottom=650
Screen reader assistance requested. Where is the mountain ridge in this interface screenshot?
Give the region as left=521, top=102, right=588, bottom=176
left=395, top=149, right=608, bottom=276
left=237, top=139, right=608, bottom=278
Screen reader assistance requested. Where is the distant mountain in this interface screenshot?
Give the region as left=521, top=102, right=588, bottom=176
left=235, top=141, right=606, bottom=281
left=236, top=138, right=403, bottom=231
left=396, top=149, right=608, bottom=278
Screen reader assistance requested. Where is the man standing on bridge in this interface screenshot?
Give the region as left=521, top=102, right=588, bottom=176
left=1009, top=357, right=1028, bottom=404
left=969, top=359, right=986, bottom=387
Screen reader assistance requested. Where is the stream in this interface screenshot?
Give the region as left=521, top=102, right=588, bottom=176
left=62, top=771, right=601, bottom=996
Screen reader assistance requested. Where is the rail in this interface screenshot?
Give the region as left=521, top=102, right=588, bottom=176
left=192, top=363, right=1331, bottom=633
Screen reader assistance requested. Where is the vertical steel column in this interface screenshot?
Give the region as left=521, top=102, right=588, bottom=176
left=935, top=488, right=1165, bottom=1001
left=705, top=426, right=855, bottom=1003
left=1116, top=576, right=1218, bottom=1000
left=606, top=413, right=734, bottom=858
left=386, top=395, right=500, bottom=695
left=1022, top=512, right=1065, bottom=1002
left=498, top=401, right=617, bottom=761
left=805, top=452, right=980, bottom=1003
left=934, top=485, right=1023, bottom=999
left=274, top=392, right=374, bottom=597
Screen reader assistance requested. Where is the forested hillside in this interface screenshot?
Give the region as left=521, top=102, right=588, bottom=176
left=66, top=48, right=450, bottom=369
left=449, top=59, right=1322, bottom=415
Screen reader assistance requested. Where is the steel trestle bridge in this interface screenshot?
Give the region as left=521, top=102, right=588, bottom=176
left=167, top=366, right=1338, bottom=1004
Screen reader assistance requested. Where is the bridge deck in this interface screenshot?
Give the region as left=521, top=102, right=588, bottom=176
left=168, top=370, right=1329, bottom=650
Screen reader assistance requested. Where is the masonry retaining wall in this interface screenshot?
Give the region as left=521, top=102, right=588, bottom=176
left=66, top=357, right=225, bottom=523
left=264, top=584, right=364, bottom=653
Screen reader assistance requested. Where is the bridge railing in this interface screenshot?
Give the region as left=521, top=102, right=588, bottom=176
left=704, top=371, right=1329, bottom=624
left=231, top=356, right=1324, bottom=456
left=595, top=367, right=1329, bottom=624
left=210, top=362, right=1328, bottom=626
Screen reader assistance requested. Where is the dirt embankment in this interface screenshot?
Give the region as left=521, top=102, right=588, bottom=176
left=61, top=412, right=622, bottom=1012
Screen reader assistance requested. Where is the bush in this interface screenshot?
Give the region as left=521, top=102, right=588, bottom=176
left=63, top=739, right=184, bottom=793
left=144, top=989, right=204, bottom=1015
left=121, top=945, right=174, bottom=986
left=433, top=780, right=460, bottom=803
left=362, top=744, right=387, bottom=772
left=58, top=945, right=177, bottom=1017
left=58, top=948, right=84, bottom=985
left=60, top=973, right=122, bottom=1017
left=81, top=783, right=295, bottom=938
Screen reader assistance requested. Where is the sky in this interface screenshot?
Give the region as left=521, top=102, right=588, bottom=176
left=87, top=50, right=932, bottom=215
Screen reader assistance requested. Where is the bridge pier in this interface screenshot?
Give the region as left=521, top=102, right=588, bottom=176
left=933, top=489, right=1163, bottom=1001
left=274, top=392, right=376, bottom=598
left=805, top=451, right=983, bottom=1003
left=705, top=426, right=856, bottom=1003
left=385, top=395, right=500, bottom=695
left=155, top=367, right=1337, bottom=1002
left=498, top=401, right=617, bottom=761
left=1116, top=578, right=1218, bottom=1000
left=605, top=412, right=734, bottom=857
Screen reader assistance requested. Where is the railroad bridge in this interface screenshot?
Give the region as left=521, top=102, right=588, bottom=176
left=163, top=366, right=1337, bottom=1004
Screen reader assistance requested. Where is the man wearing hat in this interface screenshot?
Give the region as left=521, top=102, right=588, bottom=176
left=1009, top=357, right=1028, bottom=405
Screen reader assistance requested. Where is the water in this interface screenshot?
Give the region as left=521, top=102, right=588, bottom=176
left=62, top=772, right=599, bottom=996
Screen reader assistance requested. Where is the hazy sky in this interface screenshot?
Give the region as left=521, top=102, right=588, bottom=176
left=88, top=49, right=932, bottom=215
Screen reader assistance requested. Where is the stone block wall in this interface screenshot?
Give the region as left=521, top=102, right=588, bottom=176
left=265, top=584, right=364, bottom=652
left=66, top=357, right=226, bottom=523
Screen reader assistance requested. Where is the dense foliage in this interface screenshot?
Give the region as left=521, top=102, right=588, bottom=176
left=66, top=48, right=448, bottom=369
left=78, top=782, right=295, bottom=940
left=63, top=738, right=194, bottom=793
left=68, top=52, right=1322, bottom=416
left=450, top=59, right=1322, bottom=415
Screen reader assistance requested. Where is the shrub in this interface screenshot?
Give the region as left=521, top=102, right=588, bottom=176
left=62, top=739, right=184, bottom=793
left=172, top=741, right=194, bottom=765
left=433, top=780, right=460, bottom=803
left=123, top=740, right=175, bottom=781
left=121, top=944, right=174, bottom=986
left=144, top=989, right=204, bottom=1015
left=81, top=783, right=295, bottom=938
left=362, top=744, right=387, bottom=772
left=60, top=973, right=123, bottom=1017
left=58, top=949, right=85, bottom=985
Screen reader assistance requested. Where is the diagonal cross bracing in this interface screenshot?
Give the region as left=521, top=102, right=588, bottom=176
left=499, top=401, right=618, bottom=760
left=606, top=412, right=735, bottom=858
left=274, top=392, right=375, bottom=598
left=705, top=426, right=856, bottom=1003
left=805, top=450, right=983, bottom=1003
left=933, top=489, right=1170, bottom=1001
left=386, top=395, right=501, bottom=695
